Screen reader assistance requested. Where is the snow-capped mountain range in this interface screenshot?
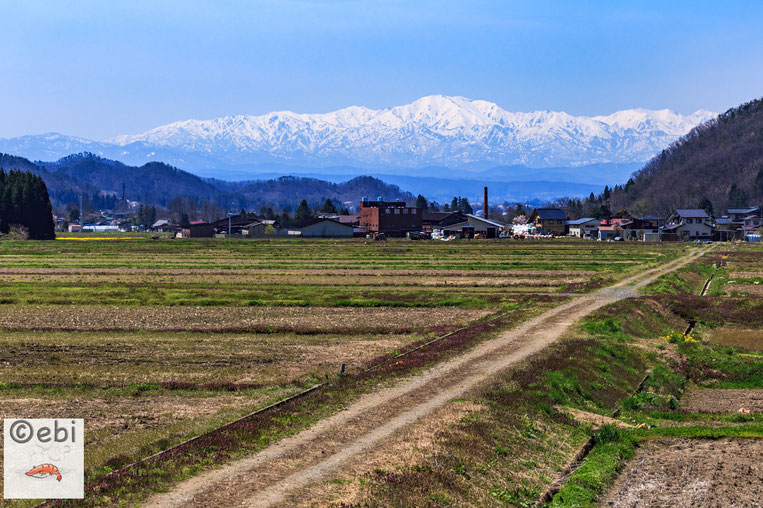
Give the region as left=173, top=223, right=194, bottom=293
left=1, top=95, right=716, bottom=176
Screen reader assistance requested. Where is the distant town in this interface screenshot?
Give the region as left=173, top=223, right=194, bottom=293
left=59, top=187, right=762, bottom=243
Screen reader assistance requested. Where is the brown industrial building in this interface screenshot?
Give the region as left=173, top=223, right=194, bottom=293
left=359, top=198, right=422, bottom=236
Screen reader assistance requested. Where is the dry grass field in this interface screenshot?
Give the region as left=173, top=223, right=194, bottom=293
left=0, top=237, right=691, bottom=506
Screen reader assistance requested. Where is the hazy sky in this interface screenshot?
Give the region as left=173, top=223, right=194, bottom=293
left=2, top=0, right=762, bottom=139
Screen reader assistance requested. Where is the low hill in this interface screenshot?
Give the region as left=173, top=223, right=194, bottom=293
left=611, top=98, right=763, bottom=216
left=0, top=152, right=413, bottom=211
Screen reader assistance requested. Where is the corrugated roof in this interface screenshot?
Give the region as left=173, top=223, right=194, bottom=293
left=728, top=207, right=760, bottom=214
left=566, top=218, right=598, bottom=225
left=464, top=214, right=506, bottom=227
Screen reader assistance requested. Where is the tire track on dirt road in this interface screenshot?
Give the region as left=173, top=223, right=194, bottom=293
left=144, top=246, right=713, bottom=508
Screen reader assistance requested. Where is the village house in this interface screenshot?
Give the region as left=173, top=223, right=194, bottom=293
left=713, top=217, right=736, bottom=241
left=242, top=219, right=279, bottom=237
left=661, top=209, right=713, bottom=240
left=358, top=198, right=422, bottom=237
left=596, top=218, right=630, bottom=241
left=150, top=219, right=179, bottom=233
left=566, top=218, right=599, bottom=238
left=530, top=208, right=568, bottom=236
left=441, top=214, right=505, bottom=238
left=741, top=214, right=763, bottom=240
left=727, top=206, right=761, bottom=224
left=619, top=216, right=662, bottom=241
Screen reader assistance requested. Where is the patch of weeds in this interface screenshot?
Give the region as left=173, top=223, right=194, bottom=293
left=581, top=317, right=626, bottom=340
left=490, top=485, right=538, bottom=506
left=550, top=429, right=636, bottom=507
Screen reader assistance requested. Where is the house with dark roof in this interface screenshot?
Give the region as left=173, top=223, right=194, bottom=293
left=662, top=209, right=713, bottom=240
left=150, top=219, right=179, bottom=233
left=530, top=208, right=568, bottom=236
left=619, top=217, right=662, bottom=241
left=727, top=207, right=761, bottom=223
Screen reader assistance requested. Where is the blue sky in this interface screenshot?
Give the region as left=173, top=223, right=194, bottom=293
left=2, top=0, right=762, bottom=139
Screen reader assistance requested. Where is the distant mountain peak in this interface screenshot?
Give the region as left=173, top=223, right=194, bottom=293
left=1, top=96, right=717, bottom=172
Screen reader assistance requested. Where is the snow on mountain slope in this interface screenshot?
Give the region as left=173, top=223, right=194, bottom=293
left=1, top=96, right=715, bottom=171
left=105, top=95, right=716, bottom=168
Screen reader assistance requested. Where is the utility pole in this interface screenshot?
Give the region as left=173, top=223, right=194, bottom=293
left=79, top=195, right=83, bottom=223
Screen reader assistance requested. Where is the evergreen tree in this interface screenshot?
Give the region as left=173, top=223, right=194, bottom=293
left=320, top=198, right=338, bottom=214
left=0, top=169, right=55, bottom=239
left=428, top=201, right=439, bottom=212
left=697, top=196, right=714, bottom=218
left=459, top=197, right=473, bottom=214
left=294, top=199, right=313, bottom=226
left=280, top=210, right=292, bottom=227
left=728, top=183, right=749, bottom=208
left=415, top=194, right=428, bottom=210
left=339, top=207, right=350, bottom=215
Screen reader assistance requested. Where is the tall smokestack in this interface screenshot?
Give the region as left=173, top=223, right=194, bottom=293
left=483, top=186, right=488, bottom=218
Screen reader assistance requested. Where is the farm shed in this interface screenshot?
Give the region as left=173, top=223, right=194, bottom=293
left=441, top=214, right=505, bottom=238
left=422, top=211, right=467, bottom=232
left=180, top=222, right=214, bottom=238
left=288, top=218, right=354, bottom=238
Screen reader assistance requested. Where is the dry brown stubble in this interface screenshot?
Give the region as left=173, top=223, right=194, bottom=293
left=599, top=439, right=763, bottom=507
left=0, top=306, right=490, bottom=333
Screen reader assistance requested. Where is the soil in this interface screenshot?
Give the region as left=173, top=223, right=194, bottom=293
left=708, top=327, right=763, bottom=351
left=681, top=389, right=763, bottom=413
left=142, top=247, right=712, bottom=508
left=600, top=439, right=763, bottom=508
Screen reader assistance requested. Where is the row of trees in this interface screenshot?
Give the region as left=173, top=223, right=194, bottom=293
left=414, top=195, right=474, bottom=214
left=0, top=169, right=55, bottom=239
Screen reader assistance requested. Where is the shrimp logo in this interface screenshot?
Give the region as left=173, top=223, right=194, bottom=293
left=25, top=463, right=63, bottom=482
left=4, top=419, right=84, bottom=499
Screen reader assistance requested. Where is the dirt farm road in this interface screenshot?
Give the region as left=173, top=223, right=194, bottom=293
left=144, top=246, right=713, bottom=508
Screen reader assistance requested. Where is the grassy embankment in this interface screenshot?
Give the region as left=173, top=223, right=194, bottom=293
left=315, top=245, right=763, bottom=507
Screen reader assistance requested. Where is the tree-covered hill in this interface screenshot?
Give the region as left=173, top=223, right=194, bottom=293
left=610, top=98, right=763, bottom=217
left=0, top=152, right=414, bottom=211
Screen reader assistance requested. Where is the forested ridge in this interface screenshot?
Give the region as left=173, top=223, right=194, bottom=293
left=0, top=152, right=413, bottom=212
left=609, top=97, right=763, bottom=216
